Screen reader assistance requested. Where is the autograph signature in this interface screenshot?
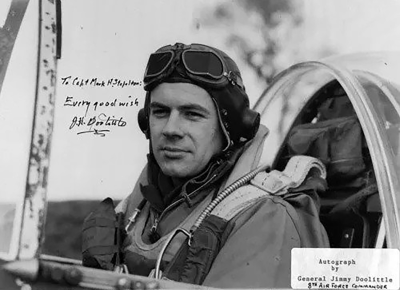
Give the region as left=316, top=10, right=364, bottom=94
left=69, top=113, right=127, bottom=136
left=77, top=129, right=110, bottom=137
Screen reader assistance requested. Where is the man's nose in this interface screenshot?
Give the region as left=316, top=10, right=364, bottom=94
left=162, top=112, right=183, bottom=138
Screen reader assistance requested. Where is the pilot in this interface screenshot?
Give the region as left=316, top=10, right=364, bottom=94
left=83, top=42, right=329, bottom=288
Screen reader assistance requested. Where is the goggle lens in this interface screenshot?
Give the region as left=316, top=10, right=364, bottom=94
left=183, top=51, right=224, bottom=78
left=145, top=51, right=174, bottom=77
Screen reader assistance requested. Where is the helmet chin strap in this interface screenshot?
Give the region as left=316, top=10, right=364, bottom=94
left=212, top=99, right=232, bottom=152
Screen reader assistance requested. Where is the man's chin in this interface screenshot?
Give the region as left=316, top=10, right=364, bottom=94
left=162, top=169, right=190, bottom=179
left=159, top=163, right=194, bottom=179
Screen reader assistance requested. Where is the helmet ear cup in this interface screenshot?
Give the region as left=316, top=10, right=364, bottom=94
left=209, top=84, right=260, bottom=144
left=241, top=109, right=260, bottom=140
left=137, top=92, right=151, bottom=139
left=138, top=108, right=149, bottom=139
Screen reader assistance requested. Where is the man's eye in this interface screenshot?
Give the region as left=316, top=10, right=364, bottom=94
left=151, top=109, right=168, bottom=117
left=185, top=111, right=203, bottom=119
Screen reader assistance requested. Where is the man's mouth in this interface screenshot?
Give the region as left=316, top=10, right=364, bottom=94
left=162, top=146, right=186, bottom=152
left=160, top=146, right=188, bottom=158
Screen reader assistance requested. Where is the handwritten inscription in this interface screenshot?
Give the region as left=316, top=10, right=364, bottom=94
left=70, top=113, right=127, bottom=137
left=70, top=113, right=127, bottom=129
left=61, top=76, right=142, bottom=88
left=61, top=74, right=142, bottom=137
left=64, top=96, right=138, bottom=115
left=64, top=96, right=137, bottom=136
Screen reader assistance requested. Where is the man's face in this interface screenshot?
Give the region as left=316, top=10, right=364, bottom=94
left=149, top=82, right=224, bottom=178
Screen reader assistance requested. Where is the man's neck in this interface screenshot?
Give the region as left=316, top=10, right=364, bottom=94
left=171, top=176, right=189, bottom=188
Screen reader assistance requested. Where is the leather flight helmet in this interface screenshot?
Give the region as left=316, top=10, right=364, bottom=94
left=138, top=42, right=260, bottom=150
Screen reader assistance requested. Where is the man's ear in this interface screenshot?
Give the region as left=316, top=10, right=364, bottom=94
left=137, top=92, right=151, bottom=139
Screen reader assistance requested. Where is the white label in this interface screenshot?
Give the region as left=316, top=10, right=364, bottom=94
left=291, top=248, right=399, bottom=289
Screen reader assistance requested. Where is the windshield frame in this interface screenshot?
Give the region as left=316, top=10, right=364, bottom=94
left=17, top=0, right=59, bottom=260
left=0, top=0, right=59, bottom=261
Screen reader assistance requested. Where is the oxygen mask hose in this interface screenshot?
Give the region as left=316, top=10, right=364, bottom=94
left=190, top=164, right=270, bottom=233
left=153, top=164, right=269, bottom=280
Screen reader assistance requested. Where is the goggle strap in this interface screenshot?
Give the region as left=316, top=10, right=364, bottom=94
left=212, top=99, right=232, bottom=151
left=224, top=71, right=244, bottom=90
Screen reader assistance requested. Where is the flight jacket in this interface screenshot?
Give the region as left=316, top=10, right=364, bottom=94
left=115, top=124, right=330, bottom=288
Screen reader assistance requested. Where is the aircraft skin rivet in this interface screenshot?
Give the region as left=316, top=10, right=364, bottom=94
left=146, top=281, right=160, bottom=289
left=64, top=268, right=82, bottom=286
left=116, top=278, right=131, bottom=290
left=133, top=281, right=145, bottom=290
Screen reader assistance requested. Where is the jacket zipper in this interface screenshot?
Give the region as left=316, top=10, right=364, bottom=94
left=150, top=174, right=217, bottom=235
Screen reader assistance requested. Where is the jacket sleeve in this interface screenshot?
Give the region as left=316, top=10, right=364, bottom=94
left=202, top=193, right=329, bottom=288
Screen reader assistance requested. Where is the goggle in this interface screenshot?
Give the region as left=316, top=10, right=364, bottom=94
left=143, top=43, right=244, bottom=91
